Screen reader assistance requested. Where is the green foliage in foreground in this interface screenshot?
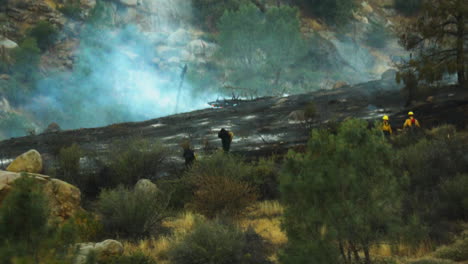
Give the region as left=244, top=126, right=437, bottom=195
left=0, top=175, right=77, bottom=263
left=280, top=119, right=403, bottom=264
left=96, top=185, right=169, bottom=239
left=169, top=220, right=273, bottom=264
left=433, top=236, right=468, bottom=262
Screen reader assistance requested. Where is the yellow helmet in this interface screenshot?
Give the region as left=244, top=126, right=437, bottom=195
left=408, top=111, right=414, bottom=116
left=382, top=115, right=389, bottom=121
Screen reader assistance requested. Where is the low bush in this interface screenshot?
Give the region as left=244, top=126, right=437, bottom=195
left=65, top=211, right=104, bottom=242
left=192, top=0, right=247, bottom=30
left=0, top=175, right=78, bottom=263
left=108, top=138, right=172, bottom=186
left=396, top=126, right=468, bottom=241
left=406, top=259, right=456, bottom=264
left=168, top=220, right=273, bottom=264
left=438, top=174, right=468, bottom=220
left=27, top=21, right=58, bottom=51
left=58, top=1, right=82, bottom=19
left=394, top=0, right=422, bottom=16
left=100, top=252, right=156, bottom=264
left=433, top=237, right=468, bottom=262
left=184, top=152, right=258, bottom=217
left=96, top=185, right=169, bottom=239
left=168, top=220, right=245, bottom=264
left=190, top=174, right=258, bottom=218
left=250, top=157, right=280, bottom=200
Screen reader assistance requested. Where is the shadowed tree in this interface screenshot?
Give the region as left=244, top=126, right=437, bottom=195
left=217, top=4, right=306, bottom=97
left=398, top=0, right=468, bottom=88
left=280, top=119, right=403, bottom=264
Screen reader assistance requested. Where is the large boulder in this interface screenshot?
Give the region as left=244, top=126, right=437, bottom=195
left=74, top=239, right=124, bottom=264
left=167, top=28, right=191, bottom=46
left=0, top=37, right=18, bottom=49
left=0, top=170, right=82, bottom=222
left=186, top=39, right=218, bottom=57
left=156, top=45, right=181, bottom=59
left=6, top=149, right=43, bottom=173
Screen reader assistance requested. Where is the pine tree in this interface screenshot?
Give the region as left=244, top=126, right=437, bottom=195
left=399, top=0, right=468, bottom=87
left=280, top=119, right=403, bottom=264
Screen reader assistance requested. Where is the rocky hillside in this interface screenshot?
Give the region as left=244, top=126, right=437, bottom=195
left=1, top=78, right=467, bottom=175
left=0, top=0, right=412, bottom=139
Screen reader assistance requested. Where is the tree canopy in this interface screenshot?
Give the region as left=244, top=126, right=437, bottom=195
left=280, top=119, right=403, bottom=264
left=398, top=0, right=468, bottom=88
left=217, top=4, right=306, bottom=97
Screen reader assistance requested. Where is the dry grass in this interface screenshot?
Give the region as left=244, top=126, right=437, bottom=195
left=239, top=200, right=287, bottom=263
left=122, top=212, right=206, bottom=264
left=246, top=200, right=284, bottom=219
left=161, top=212, right=204, bottom=235
left=123, top=236, right=172, bottom=264
left=370, top=240, right=435, bottom=258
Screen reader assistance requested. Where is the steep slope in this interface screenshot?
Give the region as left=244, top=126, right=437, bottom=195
left=1, top=79, right=467, bottom=174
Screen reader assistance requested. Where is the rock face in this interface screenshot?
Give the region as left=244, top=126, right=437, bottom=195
left=0, top=170, right=82, bottom=222
left=6, top=149, right=43, bottom=173
left=74, top=239, right=124, bottom=264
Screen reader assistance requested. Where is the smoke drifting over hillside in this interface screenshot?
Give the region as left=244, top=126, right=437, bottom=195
left=28, top=0, right=216, bottom=131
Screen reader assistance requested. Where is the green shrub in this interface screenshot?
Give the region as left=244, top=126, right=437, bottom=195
left=58, top=1, right=82, bottom=19
left=27, top=21, right=58, bottom=51
left=185, top=153, right=258, bottom=218
left=396, top=126, right=468, bottom=241
left=394, top=0, right=422, bottom=16
left=185, top=152, right=252, bottom=182
left=407, top=259, right=456, bottom=264
left=65, top=211, right=104, bottom=242
left=11, top=37, right=40, bottom=84
left=438, top=174, right=468, bottom=220
left=0, top=175, right=77, bottom=263
left=101, top=252, right=156, bottom=264
left=292, top=0, right=357, bottom=25
left=192, top=0, right=247, bottom=30
left=57, top=143, right=83, bottom=184
left=96, top=185, right=169, bottom=238
left=156, top=178, right=194, bottom=211
left=250, top=157, right=280, bottom=200
left=169, top=220, right=245, bottom=264
left=53, top=144, right=108, bottom=201
left=191, top=173, right=258, bottom=218
left=108, top=138, right=172, bottom=187
left=280, top=119, right=402, bottom=264
left=433, top=237, right=468, bottom=262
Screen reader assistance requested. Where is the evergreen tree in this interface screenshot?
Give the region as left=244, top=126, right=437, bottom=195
left=0, top=175, right=77, bottom=263
left=280, top=119, right=403, bottom=264
left=292, top=0, right=357, bottom=25
left=399, top=0, right=468, bottom=87
left=217, top=4, right=306, bottom=97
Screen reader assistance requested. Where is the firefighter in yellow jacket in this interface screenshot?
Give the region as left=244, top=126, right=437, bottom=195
left=403, top=111, right=420, bottom=129
left=381, top=115, right=392, bottom=137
